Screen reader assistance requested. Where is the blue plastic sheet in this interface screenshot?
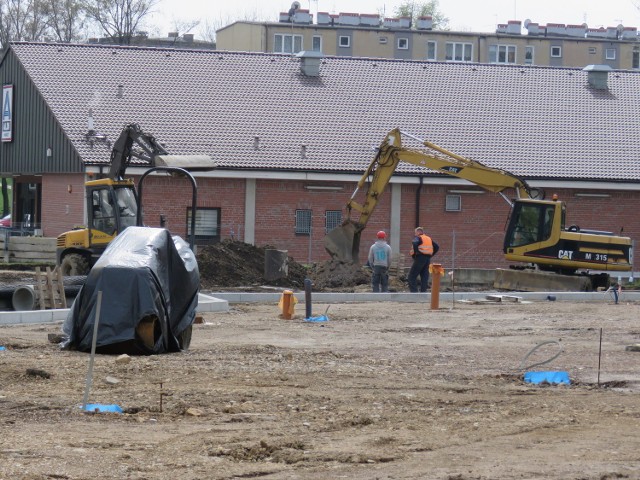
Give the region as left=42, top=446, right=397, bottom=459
left=524, top=371, right=570, bottom=385
left=304, top=315, right=328, bottom=323
left=0, top=346, right=5, bottom=351
left=81, top=404, right=123, bottom=413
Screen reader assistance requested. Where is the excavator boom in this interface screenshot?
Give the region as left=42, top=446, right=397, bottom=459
left=325, top=128, right=535, bottom=263
left=325, top=128, right=632, bottom=281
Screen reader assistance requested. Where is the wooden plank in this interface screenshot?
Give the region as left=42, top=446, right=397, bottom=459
left=35, top=267, right=47, bottom=310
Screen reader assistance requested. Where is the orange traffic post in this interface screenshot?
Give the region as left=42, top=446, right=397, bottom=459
left=279, top=290, right=295, bottom=319
left=429, top=263, right=445, bottom=310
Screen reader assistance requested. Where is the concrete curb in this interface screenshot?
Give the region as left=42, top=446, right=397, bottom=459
left=208, top=290, right=640, bottom=304
left=0, top=293, right=229, bottom=326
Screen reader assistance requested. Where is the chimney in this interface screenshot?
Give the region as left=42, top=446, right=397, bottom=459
left=583, top=64, right=613, bottom=90
left=183, top=33, right=194, bottom=43
left=296, top=50, right=323, bottom=77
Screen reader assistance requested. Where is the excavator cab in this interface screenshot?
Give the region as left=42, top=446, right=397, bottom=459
left=504, top=200, right=562, bottom=249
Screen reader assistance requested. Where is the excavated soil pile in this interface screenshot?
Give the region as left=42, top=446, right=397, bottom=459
left=306, top=258, right=371, bottom=290
left=197, top=240, right=309, bottom=290
left=196, top=241, right=372, bottom=291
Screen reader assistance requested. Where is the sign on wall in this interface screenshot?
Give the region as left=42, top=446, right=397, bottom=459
left=2, top=84, right=13, bottom=142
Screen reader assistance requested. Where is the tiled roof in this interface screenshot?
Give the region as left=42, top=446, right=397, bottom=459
left=9, top=42, right=640, bottom=181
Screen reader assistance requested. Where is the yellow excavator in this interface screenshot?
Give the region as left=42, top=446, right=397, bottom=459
left=325, top=128, right=633, bottom=284
left=56, top=124, right=215, bottom=275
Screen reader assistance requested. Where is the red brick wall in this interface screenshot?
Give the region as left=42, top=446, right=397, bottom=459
left=42, top=173, right=86, bottom=237
left=41, top=174, right=640, bottom=271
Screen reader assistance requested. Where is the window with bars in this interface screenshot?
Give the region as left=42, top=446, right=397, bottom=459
left=295, top=209, right=312, bottom=234
left=325, top=210, right=342, bottom=233
left=445, top=195, right=461, bottom=212
left=187, top=207, right=221, bottom=244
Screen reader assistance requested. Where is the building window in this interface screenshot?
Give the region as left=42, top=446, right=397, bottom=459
left=295, top=209, right=312, bottom=234
left=379, top=36, right=388, bottom=44
left=312, top=35, right=322, bottom=52
left=339, top=35, right=350, bottom=48
left=633, top=50, right=640, bottom=69
left=426, top=40, right=436, bottom=60
left=445, top=42, right=472, bottom=62
left=588, top=47, right=597, bottom=54
left=187, top=207, right=221, bottom=245
left=445, top=195, right=461, bottom=212
left=325, top=210, right=342, bottom=233
left=489, top=44, right=516, bottom=64
left=397, top=37, right=409, bottom=49
left=524, top=46, right=534, bottom=64
left=605, top=48, right=616, bottom=60
left=274, top=34, right=303, bottom=54
left=550, top=46, right=562, bottom=58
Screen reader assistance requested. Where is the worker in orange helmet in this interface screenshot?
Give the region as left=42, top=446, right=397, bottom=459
left=408, top=226, right=439, bottom=293
left=368, top=230, right=392, bottom=292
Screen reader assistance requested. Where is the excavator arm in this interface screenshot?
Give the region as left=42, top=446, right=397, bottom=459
left=108, top=124, right=169, bottom=180
left=325, top=128, right=537, bottom=263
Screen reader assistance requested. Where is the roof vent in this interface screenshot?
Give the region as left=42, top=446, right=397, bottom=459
left=583, top=64, right=613, bottom=90
left=116, top=84, right=123, bottom=98
left=296, top=50, right=323, bottom=77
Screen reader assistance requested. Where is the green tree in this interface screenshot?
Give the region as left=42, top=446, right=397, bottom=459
left=394, top=0, right=449, bottom=30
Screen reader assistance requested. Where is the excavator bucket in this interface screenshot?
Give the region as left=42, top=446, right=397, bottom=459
left=324, top=221, right=362, bottom=264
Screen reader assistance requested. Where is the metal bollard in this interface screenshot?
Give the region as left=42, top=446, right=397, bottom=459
left=304, top=278, right=312, bottom=319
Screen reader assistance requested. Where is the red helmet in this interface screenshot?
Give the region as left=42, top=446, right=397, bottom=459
left=377, top=231, right=386, bottom=239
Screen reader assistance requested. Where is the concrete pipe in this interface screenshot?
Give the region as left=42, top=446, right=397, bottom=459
left=12, top=285, right=36, bottom=311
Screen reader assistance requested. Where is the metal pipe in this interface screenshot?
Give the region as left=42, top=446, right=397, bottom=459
left=137, top=167, right=198, bottom=250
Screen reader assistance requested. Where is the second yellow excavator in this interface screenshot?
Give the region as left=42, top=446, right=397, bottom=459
left=325, top=128, right=633, bottom=281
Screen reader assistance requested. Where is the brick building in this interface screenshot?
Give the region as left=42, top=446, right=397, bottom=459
left=0, top=42, right=638, bottom=271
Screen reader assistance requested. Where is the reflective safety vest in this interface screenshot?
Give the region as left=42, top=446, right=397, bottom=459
left=410, top=234, right=434, bottom=256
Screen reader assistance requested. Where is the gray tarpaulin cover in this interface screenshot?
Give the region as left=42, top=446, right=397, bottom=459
left=61, top=227, right=199, bottom=354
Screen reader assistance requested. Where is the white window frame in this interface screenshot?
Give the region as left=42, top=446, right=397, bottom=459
left=274, top=33, right=303, bottom=54
left=489, top=44, right=517, bottom=64
left=445, top=195, right=462, bottom=212
left=550, top=46, right=562, bottom=58
left=312, top=35, right=322, bottom=52
left=379, top=36, right=388, bottom=44
left=426, top=40, right=437, bottom=60
left=338, top=35, right=351, bottom=48
left=605, top=48, right=616, bottom=60
left=445, top=42, right=472, bottom=62
left=397, top=37, right=409, bottom=50
left=524, top=46, right=534, bottom=64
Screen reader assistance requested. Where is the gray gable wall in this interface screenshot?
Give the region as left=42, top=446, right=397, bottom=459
left=5, top=41, right=640, bottom=182
left=0, top=47, right=84, bottom=175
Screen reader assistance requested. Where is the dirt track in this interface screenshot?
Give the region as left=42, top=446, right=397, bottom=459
left=1, top=299, right=640, bottom=479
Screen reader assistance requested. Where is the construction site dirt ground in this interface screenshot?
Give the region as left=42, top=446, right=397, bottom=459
left=1, top=298, right=640, bottom=479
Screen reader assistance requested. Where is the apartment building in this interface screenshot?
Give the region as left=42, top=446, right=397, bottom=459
left=217, top=11, right=640, bottom=69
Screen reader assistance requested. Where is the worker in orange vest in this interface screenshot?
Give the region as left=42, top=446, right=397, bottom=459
left=408, top=227, right=439, bottom=293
